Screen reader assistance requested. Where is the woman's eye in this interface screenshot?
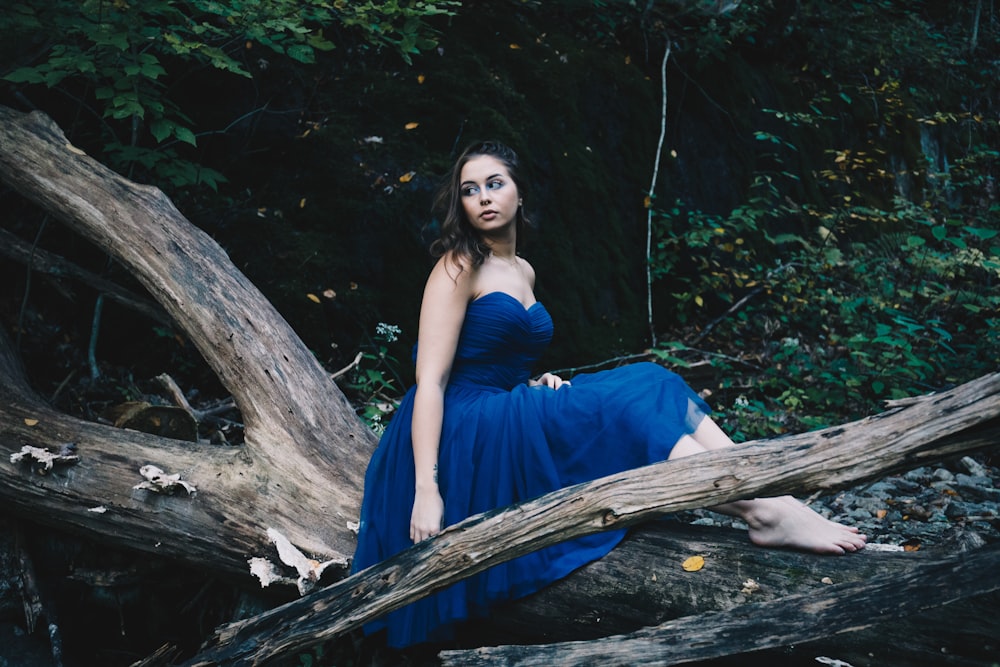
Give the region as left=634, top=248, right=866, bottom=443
left=461, top=185, right=479, bottom=196
left=487, top=180, right=503, bottom=190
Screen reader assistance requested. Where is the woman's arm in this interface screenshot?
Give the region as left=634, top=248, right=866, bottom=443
left=409, top=254, right=474, bottom=542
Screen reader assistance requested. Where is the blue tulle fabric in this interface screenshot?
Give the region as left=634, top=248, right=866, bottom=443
left=351, top=291, right=710, bottom=647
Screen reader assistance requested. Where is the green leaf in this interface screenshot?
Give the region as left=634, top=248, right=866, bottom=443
left=173, top=125, right=197, bottom=146
left=149, top=119, right=172, bottom=143
left=4, top=67, right=46, bottom=84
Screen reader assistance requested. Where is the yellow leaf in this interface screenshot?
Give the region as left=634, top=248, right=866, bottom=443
left=24, top=418, right=39, bottom=426
left=399, top=171, right=416, bottom=183
left=306, top=293, right=321, bottom=303
left=245, top=40, right=253, bottom=49
left=876, top=508, right=888, bottom=519
left=670, top=149, right=677, bottom=158
left=681, top=555, right=705, bottom=572
left=694, top=295, right=704, bottom=307
left=625, top=55, right=631, bottom=65
left=299, top=198, right=307, bottom=208
left=643, top=195, right=651, bottom=209
left=405, top=122, right=419, bottom=130
left=417, top=74, right=426, bottom=84
left=509, top=43, right=521, bottom=50
left=873, top=67, right=880, bottom=76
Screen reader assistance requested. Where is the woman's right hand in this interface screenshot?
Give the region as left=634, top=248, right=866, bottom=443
left=410, top=487, right=445, bottom=543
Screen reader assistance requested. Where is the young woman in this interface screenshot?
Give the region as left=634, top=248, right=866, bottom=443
left=352, top=140, right=866, bottom=648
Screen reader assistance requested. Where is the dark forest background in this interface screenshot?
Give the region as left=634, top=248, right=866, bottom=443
left=0, top=1, right=998, bottom=664
left=2, top=0, right=998, bottom=438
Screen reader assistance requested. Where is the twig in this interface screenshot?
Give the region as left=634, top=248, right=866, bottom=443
left=330, top=351, right=364, bottom=381
left=155, top=373, right=199, bottom=418
left=688, top=286, right=765, bottom=346
left=646, top=38, right=672, bottom=348
left=15, top=215, right=49, bottom=352
left=548, top=352, right=654, bottom=378
left=88, top=294, right=104, bottom=381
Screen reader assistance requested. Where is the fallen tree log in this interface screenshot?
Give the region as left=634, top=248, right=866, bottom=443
left=440, top=538, right=1000, bottom=666
left=185, top=372, right=1000, bottom=666
left=0, top=106, right=377, bottom=577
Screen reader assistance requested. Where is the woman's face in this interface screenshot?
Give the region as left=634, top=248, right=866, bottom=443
left=458, top=155, right=520, bottom=239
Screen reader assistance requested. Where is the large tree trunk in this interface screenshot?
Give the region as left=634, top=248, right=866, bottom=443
left=0, top=106, right=377, bottom=577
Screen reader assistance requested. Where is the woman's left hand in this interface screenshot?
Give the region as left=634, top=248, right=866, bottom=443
left=531, top=372, right=570, bottom=390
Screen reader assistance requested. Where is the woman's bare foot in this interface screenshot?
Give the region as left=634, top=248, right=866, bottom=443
left=741, top=496, right=867, bottom=555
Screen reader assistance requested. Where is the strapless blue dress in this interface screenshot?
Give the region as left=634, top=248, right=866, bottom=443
left=351, top=291, right=710, bottom=647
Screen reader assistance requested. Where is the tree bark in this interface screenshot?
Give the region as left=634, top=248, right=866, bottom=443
left=185, top=372, right=1000, bottom=666
left=0, top=106, right=377, bottom=577
left=440, top=539, right=1000, bottom=666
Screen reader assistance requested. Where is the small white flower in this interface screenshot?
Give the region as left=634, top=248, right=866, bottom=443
left=375, top=322, right=401, bottom=342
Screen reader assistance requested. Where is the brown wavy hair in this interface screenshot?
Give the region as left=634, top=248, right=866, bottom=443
left=430, top=140, right=530, bottom=268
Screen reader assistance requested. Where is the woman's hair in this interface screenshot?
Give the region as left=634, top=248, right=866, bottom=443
left=430, top=140, right=530, bottom=268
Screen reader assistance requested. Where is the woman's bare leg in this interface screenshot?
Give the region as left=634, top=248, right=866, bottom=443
left=670, top=418, right=867, bottom=555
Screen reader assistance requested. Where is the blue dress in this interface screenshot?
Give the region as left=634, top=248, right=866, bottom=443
left=351, top=291, right=710, bottom=647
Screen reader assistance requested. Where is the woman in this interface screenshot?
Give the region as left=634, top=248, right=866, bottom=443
left=352, top=140, right=866, bottom=648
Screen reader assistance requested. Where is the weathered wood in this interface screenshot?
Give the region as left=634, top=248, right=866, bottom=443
left=0, top=106, right=377, bottom=575
left=439, top=541, right=1000, bottom=666
left=462, top=521, right=940, bottom=644
left=184, top=373, right=1000, bottom=666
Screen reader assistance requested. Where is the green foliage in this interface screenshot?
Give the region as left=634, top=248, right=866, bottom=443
left=652, top=146, right=999, bottom=439
left=1, top=0, right=456, bottom=190
left=645, top=0, right=999, bottom=440
left=339, top=322, right=405, bottom=434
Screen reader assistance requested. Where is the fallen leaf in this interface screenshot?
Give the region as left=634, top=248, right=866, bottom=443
left=417, top=74, right=426, bottom=84
left=821, top=576, right=834, bottom=584
left=322, top=289, right=337, bottom=300
left=399, top=171, right=416, bottom=183
left=681, top=555, right=705, bottom=572
left=643, top=195, right=651, bottom=209
left=299, top=198, right=306, bottom=208
left=404, top=122, right=419, bottom=130
left=876, top=508, right=888, bottom=519
left=306, top=294, right=321, bottom=303
left=740, top=578, right=760, bottom=595
left=24, top=418, right=39, bottom=426
left=509, top=43, right=521, bottom=49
